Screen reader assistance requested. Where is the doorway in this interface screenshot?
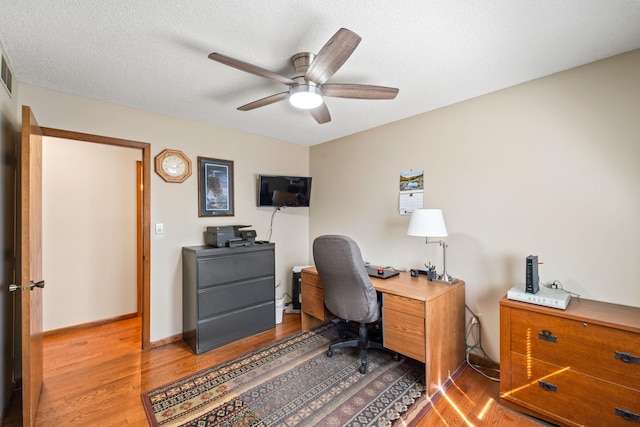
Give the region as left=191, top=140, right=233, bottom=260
left=40, top=127, right=150, bottom=348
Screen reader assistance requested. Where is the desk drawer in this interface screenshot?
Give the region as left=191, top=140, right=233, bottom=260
left=301, top=271, right=322, bottom=288
left=384, top=294, right=425, bottom=318
left=510, top=308, right=640, bottom=390
left=301, top=282, right=326, bottom=320
left=384, top=306, right=425, bottom=362
left=509, top=352, right=640, bottom=426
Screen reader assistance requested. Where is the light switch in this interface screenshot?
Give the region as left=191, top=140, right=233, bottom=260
left=155, top=223, right=164, bottom=234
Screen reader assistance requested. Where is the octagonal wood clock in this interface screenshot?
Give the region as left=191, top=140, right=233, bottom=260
left=154, top=149, right=192, bottom=183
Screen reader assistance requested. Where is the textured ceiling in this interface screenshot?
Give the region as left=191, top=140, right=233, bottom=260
left=1, top=0, right=639, bottom=146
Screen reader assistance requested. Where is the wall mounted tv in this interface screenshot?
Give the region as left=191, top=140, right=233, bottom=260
left=258, top=175, right=312, bottom=207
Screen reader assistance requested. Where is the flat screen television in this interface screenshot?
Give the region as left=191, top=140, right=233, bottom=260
left=258, top=175, right=312, bottom=207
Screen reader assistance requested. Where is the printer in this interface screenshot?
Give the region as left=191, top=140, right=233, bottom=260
left=205, top=225, right=257, bottom=248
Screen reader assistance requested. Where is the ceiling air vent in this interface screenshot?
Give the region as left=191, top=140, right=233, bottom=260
left=1, top=54, right=13, bottom=97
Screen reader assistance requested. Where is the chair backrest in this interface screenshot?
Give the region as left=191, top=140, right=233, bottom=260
left=312, top=235, right=380, bottom=323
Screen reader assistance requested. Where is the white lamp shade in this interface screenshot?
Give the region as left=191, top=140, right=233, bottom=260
left=407, top=209, right=448, bottom=237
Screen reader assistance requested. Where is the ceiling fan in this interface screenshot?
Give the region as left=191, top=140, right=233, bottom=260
left=208, top=28, right=399, bottom=124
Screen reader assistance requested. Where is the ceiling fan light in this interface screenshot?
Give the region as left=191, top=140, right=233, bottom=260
left=289, top=85, right=323, bottom=109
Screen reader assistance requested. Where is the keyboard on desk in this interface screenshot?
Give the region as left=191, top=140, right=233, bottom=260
left=365, top=266, right=399, bottom=279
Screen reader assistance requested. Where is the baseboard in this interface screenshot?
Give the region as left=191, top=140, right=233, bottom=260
left=149, top=333, right=183, bottom=349
left=467, top=353, right=500, bottom=370
left=43, top=312, right=139, bottom=338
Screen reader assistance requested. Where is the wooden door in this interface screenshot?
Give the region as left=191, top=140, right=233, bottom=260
left=20, top=106, right=44, bottom=426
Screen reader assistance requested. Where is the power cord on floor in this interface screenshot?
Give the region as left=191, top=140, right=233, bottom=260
left=465, top=304, right=500, bottom=382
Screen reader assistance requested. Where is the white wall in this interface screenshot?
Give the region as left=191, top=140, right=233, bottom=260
left=310, top=50, right=640, bottom=361
left=42, top=137, right=140, bottom=330
left=18, top=85, right=310, bottom=342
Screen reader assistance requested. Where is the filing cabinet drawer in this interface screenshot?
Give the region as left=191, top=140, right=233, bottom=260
left=198, top=277, right=273, bottom=320
left=510, top=352, right=640, bottom=426
left=197, top=302, right=275, bottom=354
left=384, top=305, right=425, bottom=362
left=197, top=250, right=275, bottom=288
left=384, top=293, right=425, bottom=318
left=510, top=308, right=640, bottom=391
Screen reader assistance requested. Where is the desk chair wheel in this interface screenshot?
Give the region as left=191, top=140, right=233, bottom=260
left=326, top=349, right=333, bottom=357
left=359, top=363, right=367, bottom=374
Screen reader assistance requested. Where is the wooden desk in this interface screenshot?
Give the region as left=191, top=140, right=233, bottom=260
left=300, top=267, right=466, bottom=395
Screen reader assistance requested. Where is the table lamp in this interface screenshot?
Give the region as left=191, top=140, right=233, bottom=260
left=407, top=209, right=458, bottom=284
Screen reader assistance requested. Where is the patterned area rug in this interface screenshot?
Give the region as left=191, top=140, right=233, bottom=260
left=142, top=321, right=438, bottom=426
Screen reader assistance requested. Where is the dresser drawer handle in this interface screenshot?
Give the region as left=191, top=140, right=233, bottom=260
left=615, top=407, right=640, bottom=422
left=538, top=380, right=558, bottom=392
left=615, top=351, right=640, bottom=365
left=538, top=330, right=557, bottom=343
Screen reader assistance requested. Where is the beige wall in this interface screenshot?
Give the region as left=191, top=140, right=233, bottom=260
left=18, top=85, right=310, bottom=342
left=42, top=137, right=141, bottom=330
left=12, top=49, right=640, bottom=359
left=310, top=50, right=640, bottom=360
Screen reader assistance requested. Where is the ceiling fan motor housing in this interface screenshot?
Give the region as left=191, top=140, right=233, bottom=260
left=291, top=52, right=316, bottom=78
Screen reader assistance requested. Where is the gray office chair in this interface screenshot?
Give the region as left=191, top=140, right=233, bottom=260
left=313, top=235, right=394, bottom=374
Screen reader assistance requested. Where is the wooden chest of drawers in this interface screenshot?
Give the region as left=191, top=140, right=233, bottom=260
left=500, top=297, right=640, bottom=426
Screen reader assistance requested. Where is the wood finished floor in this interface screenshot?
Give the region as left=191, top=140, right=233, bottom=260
left=29, top=313, right=544, bottom=426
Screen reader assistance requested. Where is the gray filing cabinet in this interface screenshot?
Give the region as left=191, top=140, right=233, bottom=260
left=182, top=243, right=275, bottom=354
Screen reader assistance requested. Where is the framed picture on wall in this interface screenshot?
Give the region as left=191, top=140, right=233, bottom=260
left=197, top=156, right=234, bottom=217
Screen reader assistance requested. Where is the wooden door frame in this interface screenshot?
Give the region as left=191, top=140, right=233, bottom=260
left=39, top=127, right=151, bottom=349
left=136, top=161, right=143, bottom=316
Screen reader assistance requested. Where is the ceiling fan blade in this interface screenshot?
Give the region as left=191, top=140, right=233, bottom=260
left=322, top=84, right=399, bottom=99
left=209, top=53, right=295, bottom=86
left=305, top=28, right=361, bottom=85
left=309, top=103, right=331, bottom=124
left=237, top=92, right=289, bottom=111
